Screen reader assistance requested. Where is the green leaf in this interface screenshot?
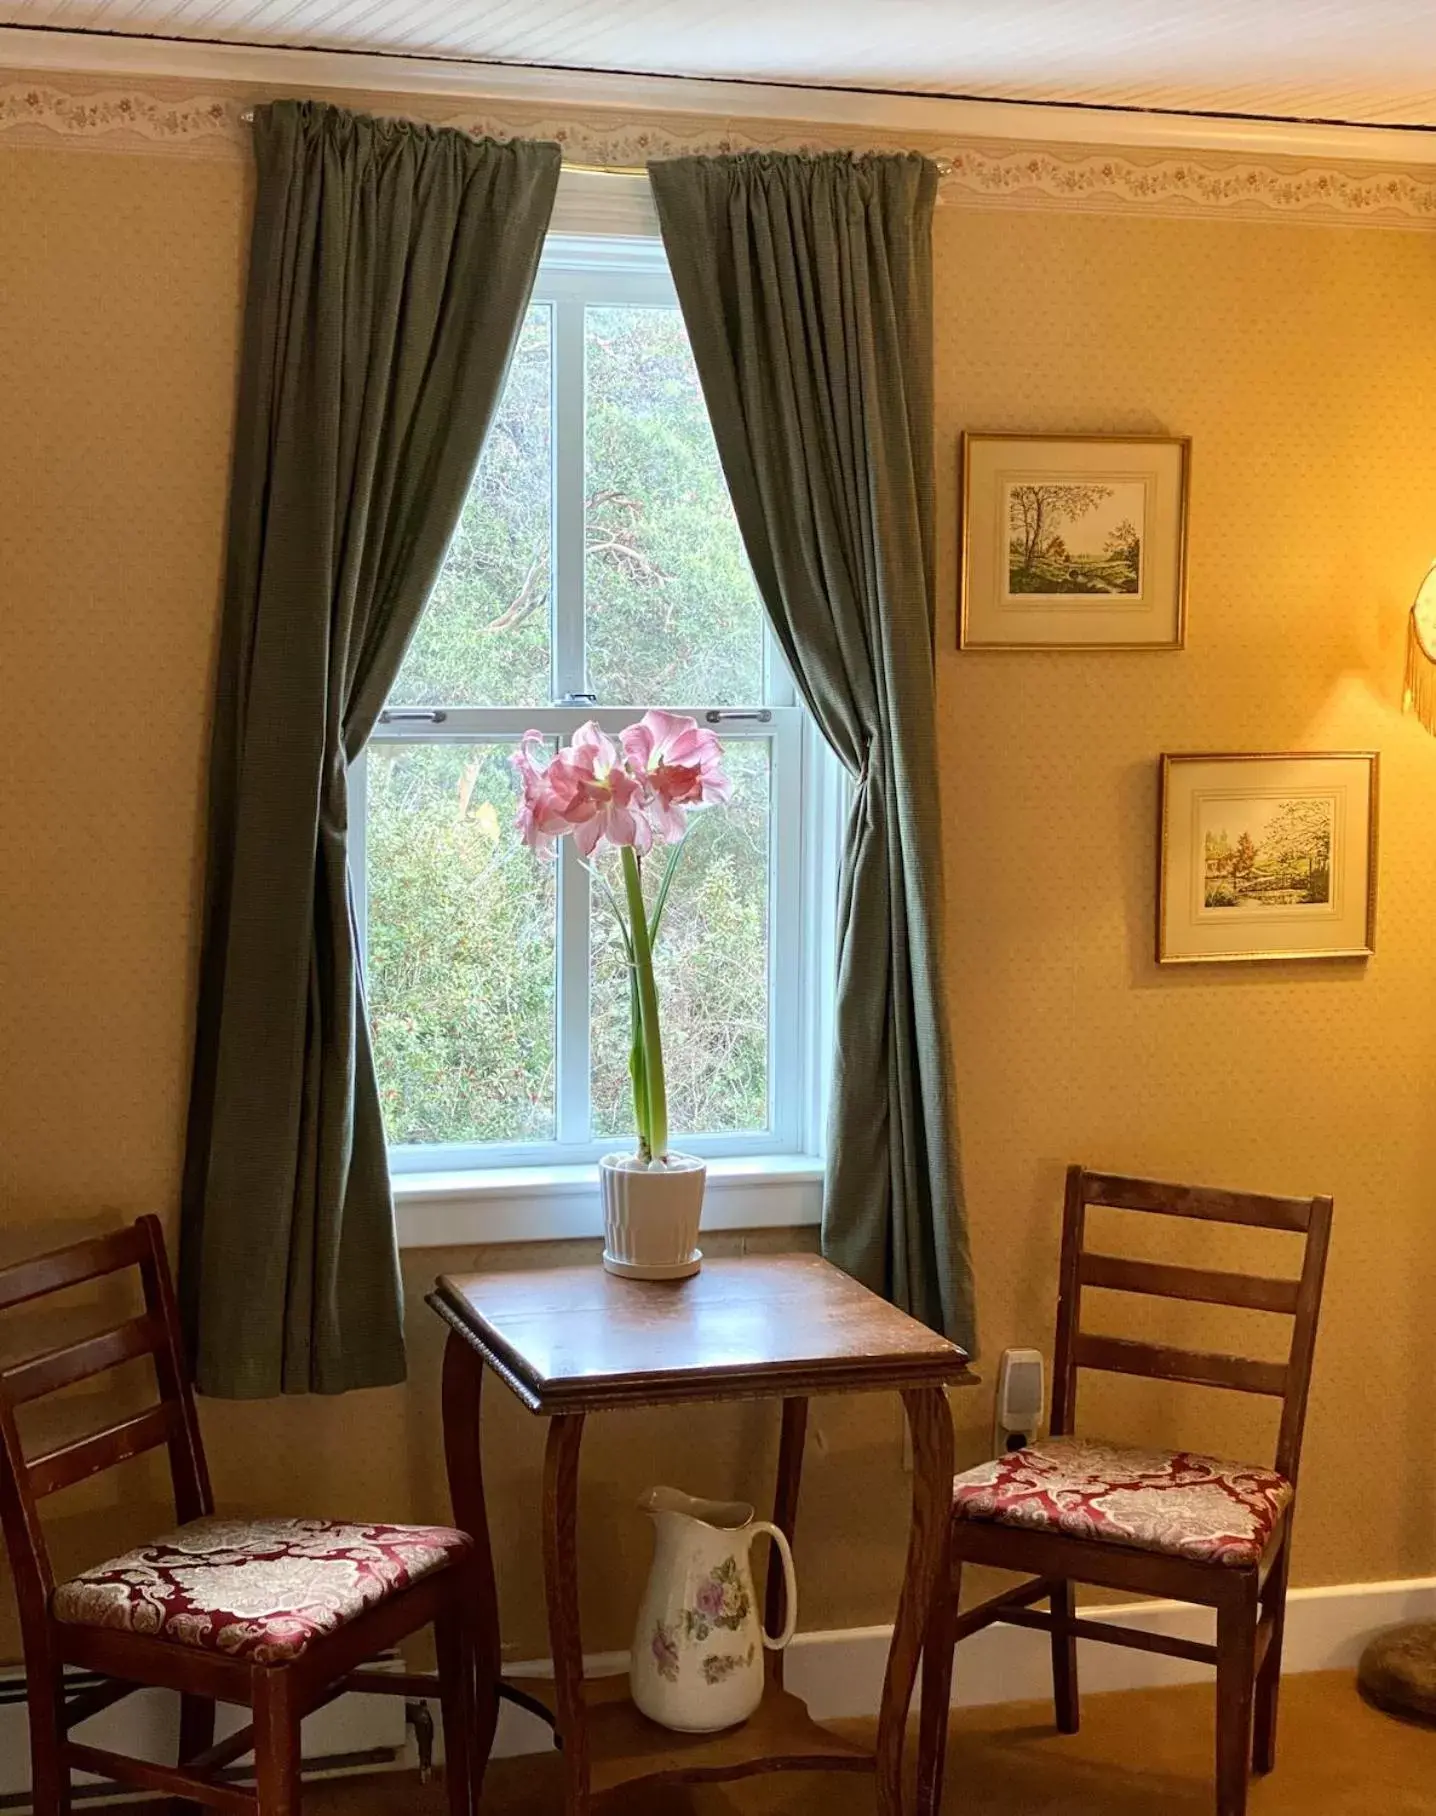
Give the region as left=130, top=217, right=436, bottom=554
left=647, top=830, right=691, bottom=947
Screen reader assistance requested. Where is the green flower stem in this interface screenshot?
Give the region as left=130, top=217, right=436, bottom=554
left=627, top=966, right=650, bottom=1157
left=621, top=844, right=668, bottom=1162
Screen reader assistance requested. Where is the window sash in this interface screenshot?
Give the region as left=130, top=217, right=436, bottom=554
left=535, top=243, right=796, bottom=713
left=352, top=237, right=822, bottom=1174
left=352, top=705, right=804, bottom=1169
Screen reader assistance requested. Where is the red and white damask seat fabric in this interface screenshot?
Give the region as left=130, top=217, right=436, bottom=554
left=51, top=1516, right=471, bottom=1665
left=951, top=1435, right=1292, bottom=1569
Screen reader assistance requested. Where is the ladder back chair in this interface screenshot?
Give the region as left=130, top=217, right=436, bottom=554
left=917, top=1166, right=1333, bottom=1816
left=0, top=1216, right=479, bottom=1816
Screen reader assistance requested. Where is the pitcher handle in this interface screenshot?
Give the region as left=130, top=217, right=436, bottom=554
left=747, top=1521, right=798, bottom=1651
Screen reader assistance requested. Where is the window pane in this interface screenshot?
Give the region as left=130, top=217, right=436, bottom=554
left=391, top=306, right=553, bottom=708
left=590, top=741, right=770, bottom=1141
left=367, top=742, right=556, bottom=1144
left=585, top=306, right=766, bottom=706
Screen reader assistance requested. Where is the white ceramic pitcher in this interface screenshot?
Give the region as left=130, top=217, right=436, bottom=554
left=629, top=1486, right=798, bottom=1732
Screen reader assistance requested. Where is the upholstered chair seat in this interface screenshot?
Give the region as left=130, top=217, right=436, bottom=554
left=952, top=1436, right=1293, bottom=1570
left=51, top=1517, right=472, bottom=1665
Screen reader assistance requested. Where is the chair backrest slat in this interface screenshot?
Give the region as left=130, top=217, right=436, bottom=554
left=1052, top=1166, right=1334, bottom=1484
left=1074, top=1332, right=1289, bottom=1398
left=1079, top=1252, right=1302, bottom=1315
left=1081, top=1171, right=1315, bottom=1232
left=27, top=1403, right=177, bottom=1499
left=0, top=1216, right=212, bottom=1645
left=1, top=1315, right=163, bottom=1406
left=0, top=1225, right=150, bottom=1314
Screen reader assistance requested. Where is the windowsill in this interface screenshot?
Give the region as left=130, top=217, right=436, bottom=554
left=394, top=1153, right=824, bottom=1250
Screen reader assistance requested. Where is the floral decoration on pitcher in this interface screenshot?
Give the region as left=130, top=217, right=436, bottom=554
left=702, top=1643, right=755, bottom=1684
left=682, top=1556, right=751, bottom=1641
left=651, top=1618, right=681, bottom=1683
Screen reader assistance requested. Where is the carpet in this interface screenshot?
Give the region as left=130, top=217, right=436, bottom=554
left=299, top=1671, right=1432, bottom=1813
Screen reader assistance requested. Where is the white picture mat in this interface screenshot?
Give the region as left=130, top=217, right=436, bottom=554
left=1160, top=755, right=1376, bottom=962
left=963, top=436, right=1186, bottom=648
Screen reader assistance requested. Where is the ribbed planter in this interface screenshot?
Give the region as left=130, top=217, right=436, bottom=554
left=599, top=1153, right=706, bottom=1280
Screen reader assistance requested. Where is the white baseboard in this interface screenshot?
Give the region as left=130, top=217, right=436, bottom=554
left=489, top=1573, right=1436, bottom=1758
left=4, top=1576, right=1432, bottom=1802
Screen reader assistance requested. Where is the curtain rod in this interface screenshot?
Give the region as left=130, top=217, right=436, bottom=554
left=233, top=109, right=952, bottom=173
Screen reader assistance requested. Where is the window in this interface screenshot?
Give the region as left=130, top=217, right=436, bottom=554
left=350, top=230, right=837, bottom=1206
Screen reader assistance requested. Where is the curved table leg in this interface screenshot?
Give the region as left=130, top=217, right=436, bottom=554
left=542, top=1414, right=589, bottom=1814
left=876, top=1386, right=954, bottom=1816
left=441, top=1333, right=502, bottom=1801
left=765, top=1397, right=808, bottom=1688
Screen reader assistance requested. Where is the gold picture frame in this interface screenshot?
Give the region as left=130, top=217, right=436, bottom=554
left=959, top=432, right=1191, bottom=650
left=1158, top=752, right=1379, bottom=965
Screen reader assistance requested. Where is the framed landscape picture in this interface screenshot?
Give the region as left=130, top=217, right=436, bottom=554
left=1158, top=753, right=1378, bottom=964
left=959, top=433, right=1190, bottom=649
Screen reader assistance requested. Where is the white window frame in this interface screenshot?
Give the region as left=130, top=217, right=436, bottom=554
left=349, top=197, right=841, bottom=1244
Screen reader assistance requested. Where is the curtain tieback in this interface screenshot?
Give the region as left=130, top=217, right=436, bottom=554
left=854, top=743, right=885, bottom=790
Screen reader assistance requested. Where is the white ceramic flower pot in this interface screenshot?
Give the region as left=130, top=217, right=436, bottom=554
left=600, top=1152, right=706, bottom=1280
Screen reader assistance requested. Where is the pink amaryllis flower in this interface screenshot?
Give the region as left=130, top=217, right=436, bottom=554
left=563, top=722, right=653, bottom=857
left=621, top=710, right=733, bottom=842
left=511, top=731, right=574, bottom=859
left=507, top=711, right=733, bottom=1163
left=510, top=722, right=652, bottom=858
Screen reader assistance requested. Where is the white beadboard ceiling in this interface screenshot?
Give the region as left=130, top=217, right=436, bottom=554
left=6, top=1, right=1436, bottom=130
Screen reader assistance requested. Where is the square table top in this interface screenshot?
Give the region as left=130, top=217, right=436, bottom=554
left=430, top=1252, right=972, bottom=1414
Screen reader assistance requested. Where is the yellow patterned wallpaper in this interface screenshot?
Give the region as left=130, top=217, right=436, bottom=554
left=2, top=81, right=1436, bottom=1665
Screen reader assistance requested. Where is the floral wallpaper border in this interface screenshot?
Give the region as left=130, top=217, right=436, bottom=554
left=6, top=74, right=1436, bottom=228
left=0, top=80, right=240, bottom=147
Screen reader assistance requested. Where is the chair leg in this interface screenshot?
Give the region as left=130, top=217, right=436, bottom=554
left=251, top=1671, right=302, bottom=1816
left=916, top=1558, right=958, bottom=1816
left=1252, top=1542, right=1291, bottom=1775
left=170, top=1693, right=216, bottom=1814
left=25, top=1660, right=71, bottom=1816
left=1050, top=1579, right=1080, bottom=1734
left=1215, top=1583, right=1259, bottom=1816
left=435, top=1600, right=475, bottom=1816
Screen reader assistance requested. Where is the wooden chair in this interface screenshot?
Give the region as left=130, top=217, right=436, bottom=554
left=917, top=1166, right=1333, bottom=1816
left=0, top=1215, right=479, bottom=1815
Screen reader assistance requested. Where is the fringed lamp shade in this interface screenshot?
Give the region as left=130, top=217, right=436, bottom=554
left=1406, top=560, right=1436, bottom=736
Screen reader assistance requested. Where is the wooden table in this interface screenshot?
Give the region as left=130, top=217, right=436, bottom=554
left=429, top=1253, right=972, bottom=1813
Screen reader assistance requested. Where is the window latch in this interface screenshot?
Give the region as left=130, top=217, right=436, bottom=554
left=557, top=692, right=598, bottom=706
left=705, top=709, right=772, bottom=724
left=379, top=709, right=448, bottom=725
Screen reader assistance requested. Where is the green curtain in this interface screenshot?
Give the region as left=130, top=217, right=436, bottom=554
left=649, top=152, right=975, bottom=1350
left=181, top=101, right=560, bottom=1397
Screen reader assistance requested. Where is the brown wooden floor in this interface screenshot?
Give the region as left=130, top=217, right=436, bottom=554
left=297, top=1672, right=1432, bottom=1813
